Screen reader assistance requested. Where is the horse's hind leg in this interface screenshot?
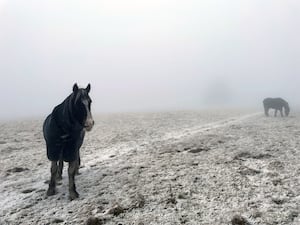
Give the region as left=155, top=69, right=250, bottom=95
left=75, top=152, right=80, bottom=175
left=47, top=161, right=58, bottom=196
left=264, top=107, right=269, bottom=116
left=274, top=109, right=278, bottom=117
left=68, top=160, right=79, bottom=200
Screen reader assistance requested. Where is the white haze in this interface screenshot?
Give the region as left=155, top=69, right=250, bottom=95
left=0, top=0, right=299, bottom=120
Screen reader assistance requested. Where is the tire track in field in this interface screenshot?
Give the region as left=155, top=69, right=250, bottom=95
left=163, top=112, right=261, bottom=141
left=83, top=112, right=261, bottom=166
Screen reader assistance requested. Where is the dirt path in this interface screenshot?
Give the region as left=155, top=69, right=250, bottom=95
left=1, top=111, right=299, bottom=225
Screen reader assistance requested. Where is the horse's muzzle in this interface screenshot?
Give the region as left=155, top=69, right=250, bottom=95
left=84, top=119, right=94, bottom=132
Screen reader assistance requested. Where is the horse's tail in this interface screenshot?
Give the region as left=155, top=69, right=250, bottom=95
left=263, top=98, right=271, bottom=116
left=263, top=98, right=270, bottom=106
left=43, top=114, right=52, bottom=140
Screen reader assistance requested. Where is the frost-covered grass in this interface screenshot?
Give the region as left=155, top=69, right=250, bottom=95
left=1, top=110, right=299, bottom=225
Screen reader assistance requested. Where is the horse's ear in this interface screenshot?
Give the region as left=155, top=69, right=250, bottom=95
left=73, top=83, right=79, bottom=93
left=86, top=83, right=91, bottom=93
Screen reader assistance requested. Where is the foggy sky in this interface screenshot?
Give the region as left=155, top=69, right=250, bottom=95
left=1, top=0, right=300, bottom=120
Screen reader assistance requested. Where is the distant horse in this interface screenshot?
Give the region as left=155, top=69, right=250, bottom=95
left=263, top=98, right=290, bottom=117
left=43, top=83, right=94, bottom=200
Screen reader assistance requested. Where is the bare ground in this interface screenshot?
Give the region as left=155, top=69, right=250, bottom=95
left=0, top=110, right=299, bottom=225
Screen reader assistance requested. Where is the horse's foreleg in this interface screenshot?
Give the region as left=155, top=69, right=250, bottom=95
left=57, top=159, right=63, bottom=180
left=280, top=109, right=283, bottom=117
left=274, top=109, right=278, bottom=117
left=68, top=160, right=79, bottom=200
left=47, top=161, right=58, bottom=196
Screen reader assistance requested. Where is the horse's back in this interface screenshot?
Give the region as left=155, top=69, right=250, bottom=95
left=263, top=97, right=286, bottom=109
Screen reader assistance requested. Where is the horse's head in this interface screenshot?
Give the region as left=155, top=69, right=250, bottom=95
left=72, top=83, right=94, bottom=131
left=284, top=103, right=290, bottom=116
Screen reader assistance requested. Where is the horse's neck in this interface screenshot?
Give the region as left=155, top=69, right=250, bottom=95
left=53, top=97, right=78, bottom=132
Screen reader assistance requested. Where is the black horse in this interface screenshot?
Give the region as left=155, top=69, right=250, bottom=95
left=43, top=83, right=94, bottom=200
left=263, top=97, right=290, bottom=117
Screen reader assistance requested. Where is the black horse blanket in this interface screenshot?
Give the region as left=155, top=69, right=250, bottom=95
left=263, top=97, right=290, bottom=117
left=43, top=95, right=85, bottom=162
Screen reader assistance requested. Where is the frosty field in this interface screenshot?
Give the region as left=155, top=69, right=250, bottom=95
left=0, top=109, right=299, bottom=225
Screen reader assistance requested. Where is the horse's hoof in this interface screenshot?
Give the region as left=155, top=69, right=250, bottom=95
left=46, top=188, right=56, bottom=196
left=69, top=191, right=79, bottom=200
